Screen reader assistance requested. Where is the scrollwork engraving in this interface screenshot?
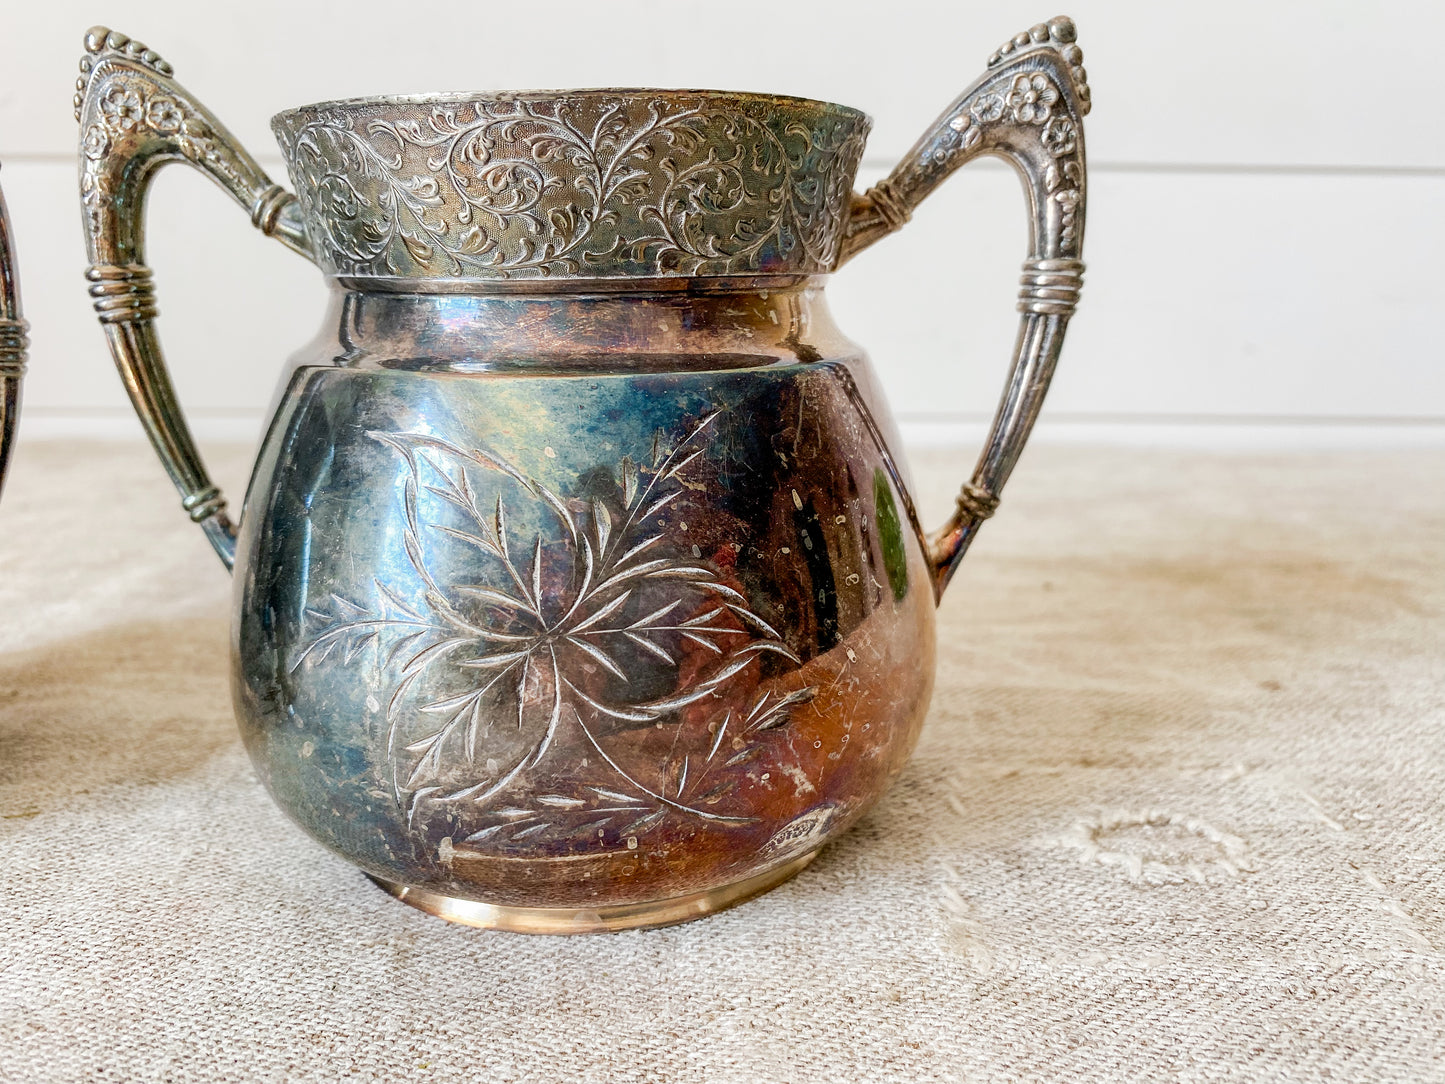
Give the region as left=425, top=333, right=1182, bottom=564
left=271, top=94, right=868, bottom=280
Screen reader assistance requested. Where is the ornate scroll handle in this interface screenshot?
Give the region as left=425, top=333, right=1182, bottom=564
left=0, top=169, right=27, bottom=502
left=75, top=27, right=312, bottom=569
left=838, top=16, right=1089, bottom=600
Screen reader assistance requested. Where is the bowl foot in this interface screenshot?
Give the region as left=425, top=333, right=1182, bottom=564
left=367, top=849, right=819, bottom=934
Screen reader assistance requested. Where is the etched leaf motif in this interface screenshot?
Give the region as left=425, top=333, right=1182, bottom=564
left=401, top=232, right=432, bottom=264
left=294, top=412, right=819, bottom=845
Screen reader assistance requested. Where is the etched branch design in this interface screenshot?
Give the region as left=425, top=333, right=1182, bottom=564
left=293, top=414, right=816, bottom=847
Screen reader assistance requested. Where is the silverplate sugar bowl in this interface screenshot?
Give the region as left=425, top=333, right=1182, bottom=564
left=76, top=18, right=1089, bottom=931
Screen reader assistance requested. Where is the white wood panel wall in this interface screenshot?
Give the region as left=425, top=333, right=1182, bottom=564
left=1, top=0, right=1442, bottom=448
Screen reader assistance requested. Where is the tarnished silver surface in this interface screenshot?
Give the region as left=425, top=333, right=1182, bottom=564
left=0, top=170, right=26, bottom=505
left=76, top=18, right=1089, bottom=931
left=0, top=170, right=26, bottom=501
left=272, top=91, right=868, bottom=282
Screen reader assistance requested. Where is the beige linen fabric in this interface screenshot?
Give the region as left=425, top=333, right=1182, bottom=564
left=0, top=441, right=1441, bottom=1082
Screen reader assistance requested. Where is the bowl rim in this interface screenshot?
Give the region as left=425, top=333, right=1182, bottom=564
left=271, top=87, right=871, bottom=129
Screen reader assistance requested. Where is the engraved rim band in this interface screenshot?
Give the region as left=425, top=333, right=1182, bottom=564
left=0, top=318, right=27, bottom=377
left=1017, top=257, right=1083, bottom=316
left=955, top=482, right=1000, bottom=522
left=864, top=179, right=912, bottom=234
left=180, top=485, right=227, bottom=524
left=87, top=264, right=158, bottom=324
left=250, top=184, right=297, bottom=236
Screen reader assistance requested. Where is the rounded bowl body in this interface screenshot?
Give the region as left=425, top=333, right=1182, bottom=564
left=233, top=283, right=935, bottom=913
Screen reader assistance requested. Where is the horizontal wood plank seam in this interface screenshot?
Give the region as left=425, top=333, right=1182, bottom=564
left=0, top=152, right=1442, bottom=178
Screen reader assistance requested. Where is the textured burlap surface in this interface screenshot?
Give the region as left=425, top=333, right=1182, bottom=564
left=0, top=441, right=1441, bottom=1083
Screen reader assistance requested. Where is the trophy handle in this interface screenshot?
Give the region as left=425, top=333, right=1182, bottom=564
left=75, top=27, right=312, bottom=570
left=839, top=15, right=1089, bottom=600
left=0, top=169, right=26, bottom=502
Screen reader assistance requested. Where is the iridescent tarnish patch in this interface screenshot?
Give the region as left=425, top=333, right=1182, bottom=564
left=874, top=468, right=909, bottom=602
